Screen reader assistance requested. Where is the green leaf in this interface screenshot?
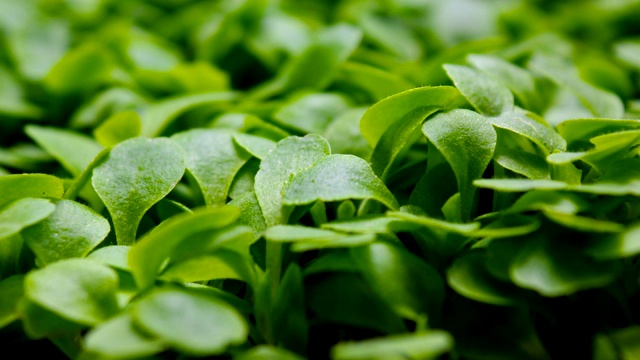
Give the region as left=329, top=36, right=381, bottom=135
left=83, top=313, right=165, bottom=360
left=556, top=118, right=640, bottom=149
left=351, top=242, right=444, bottom=322
left=336, top=62, right=414, bottom=101
left=0, top=275, right=24, bottom=328
left=467, top=54, right=540, bottom=111
left=172, top=129, right=250, bottom=206
left=93, top=110, right=142, bottom=147
left=529, top=54, right=624, bottom=118
left=25, top=125, right=103, bottom=177
left=6, top=18, right=69, bottom=81
left=22, top=199, right=110, bottom=265
left=360, top=86, right=460, bottom=148
left=490, top=110, right=566, bottom=154
left=307, top=273, right=406, bottom=334
left=132, top=288, right=247, bottom=355
left=140, top=92, right=238, bottom=137
left=444, top=64, right=514, bottom=116
left=283, top=154, right=399, bottom=210
left=324, top=108, right=372, bottom=159
left=447, top=252, right=521, bottom=306
left=92, top=137, right=185, bottom=245
left=87, top=245, right=130, bottom=271
left=24, top=258, right=120, bottom=326
left=586, top=223, right=640, bottom=260
left=44, top=42, right=113, bottom=95
left=235, top=345, right=304, bottom=360
left=509, top=235, right=620, bottom=297
left=331, top=331, right=453, bottom=360
left=129, top=206, right=239, bottom=289
left=474, top=179, right=567, bottom=192
left=0, top=198, right=55, bottom=240
left=274, top=93, right=350, bottom=134
left=161, top=249, right=256, bottom=286
left=233, top=133, right=277, bottom=160
left=266, top=225, right=376, bottom=251
left=422, top=109, right=497, bottom=221
left=272, top=264, right=308, bottom=354
left=255, top=135, right=330, bottom=227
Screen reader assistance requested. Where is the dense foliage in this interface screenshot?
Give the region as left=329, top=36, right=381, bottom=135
left=2, top=0, right=640, bottom=359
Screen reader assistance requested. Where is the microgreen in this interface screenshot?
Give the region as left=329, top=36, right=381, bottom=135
left=2, top=1, right=640, bottom=359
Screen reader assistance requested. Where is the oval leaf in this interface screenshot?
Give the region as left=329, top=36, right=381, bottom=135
left=422, top=109, right=497, bottom=221
left=283, top=154, right=399, bottom=210
left=132, top=288, right=247, bottom=356
left=92, top=137, right=185, bottom=245
left=23, top=199, right=110, bottom=265
left=25, top=258, right=119, bottom=326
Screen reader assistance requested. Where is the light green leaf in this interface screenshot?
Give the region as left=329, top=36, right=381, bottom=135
left=93, top=110, right=142, bottom=147
left=423, top=109, right=497, bottom=221
left=25, top=125, right=104, bottom=177
left=586, top=223, right=640, bottom=260
left=0, top=198, right=55, bottom=240
left=172, top=129, right=250, bottom=206
left=494, top=147, right=550, bottom=179
left=92, top=137, right=185, bottom=245
left=161, top=249, right=256, bottom=286
left=336, top=62, right=413, bottom=101
left=255, top=135, right=330, bottom=227
left=132, top=288, right=247, bottom=355
left=274, top=93, right=350, bottom=134
left=44, top=42, right=113, bottom=95
left=360, top=86, right=460, bottom=148
left=283, top=154, right=399, bottom=210
left=129, top=206, right=239, bottom=289
left=324, top=108, right=371, bottom=159
left=332, top=331, right=453, bottom=360
left=387, top=210, right=480, bottom=234
left=140, top=92, right=238, bottom=137
left=351, top=242, right=444, bottom=321
left=0, top=275, right=24, bottom=328
left=7, top=18, right=69, bottom=81
left=4, top=152, right=58, bottom=187
left=490, top=110, right=566, bottom=154
left=83, top=313, right=165, bottom=359
left=25, top=258, right=119, bottom=326
left=87, top=245, right=130, bottom=271
left=444, top=64, right=514, bottom=116
left=529, top=54, right=624, bottom=119
left=23, top=199, right=110, bottom=265
left=266, top=225, right=375, bottom=251
left=474, top=179, right=567, bottom=192
left=542, top=211, right=624, bottom=233
left=557, top=118, right=640, bottom=149
left=467, top=54, right=540, bottom=111
left=233, top=133, right=277, bottom=160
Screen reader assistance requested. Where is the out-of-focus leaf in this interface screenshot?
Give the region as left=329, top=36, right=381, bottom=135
left=132, top=288, right=247, bottom=356
left=24, top=258, right=120, bottom=326
left=0, top=198, right=55, bottom=240
left=26, top=125, right=104, bottom=177
left=444, top=64, right=514, bottom=116
left=332, top=331, right=452, bottom=360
